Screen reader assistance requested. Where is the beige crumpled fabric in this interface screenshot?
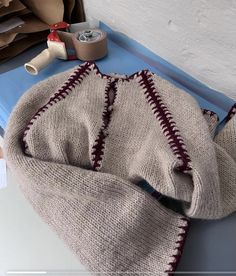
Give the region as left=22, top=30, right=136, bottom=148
left=4, top=62, right=236, bottom=275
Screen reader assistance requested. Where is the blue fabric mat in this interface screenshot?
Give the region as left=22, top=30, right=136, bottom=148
left=0, top=23, right=235, bottom=130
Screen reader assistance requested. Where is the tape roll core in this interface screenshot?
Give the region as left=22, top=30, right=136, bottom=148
left=72, top=28, right=107, bottom=61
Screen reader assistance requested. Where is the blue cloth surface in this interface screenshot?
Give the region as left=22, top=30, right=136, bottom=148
left=0, top=23, right=235, bottom=129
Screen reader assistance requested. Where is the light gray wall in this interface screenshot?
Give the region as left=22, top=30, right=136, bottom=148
left=84, top=0, right=236, bottom=100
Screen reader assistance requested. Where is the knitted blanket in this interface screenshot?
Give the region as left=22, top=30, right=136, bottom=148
left=4, top=61, right=236, bottom=275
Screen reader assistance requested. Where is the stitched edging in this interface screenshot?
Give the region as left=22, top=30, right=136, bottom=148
left=201, top=108, right=219, bottom=122
left=89, top=61, right=140, bottom=82
left=91, top=80, right=118, bottom=171
left=165, top=217, right=190, bottom=275
left=22, top=62, right=92, bottom=152
left=138, top=70, right=192, bottom=173
left=226, top=103, right=236, bottom=122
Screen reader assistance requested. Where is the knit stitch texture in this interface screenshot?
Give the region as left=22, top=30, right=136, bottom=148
left=4, top=62, right=236, bottom=275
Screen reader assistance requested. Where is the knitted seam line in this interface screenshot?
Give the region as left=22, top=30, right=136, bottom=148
left=138, top=70, right=192, bottom=173
left=91, top=79, right=118, bottom=171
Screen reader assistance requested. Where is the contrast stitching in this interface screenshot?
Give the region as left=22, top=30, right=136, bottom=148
left=21, top=61, right=147, bottom=153
left=91, top=79, right=118, bottom=171
left=90, top=61, right=141, bottom=82
left=22, top=62, right=92, bottom=152
left=201, top=108, right=219, bottom=121
left=165, top=218, right=190, bottom=275
left=226, top=103, right=236, bottom=122
left=138, top=71, right=192, bottom=173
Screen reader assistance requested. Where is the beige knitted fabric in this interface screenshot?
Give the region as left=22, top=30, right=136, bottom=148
left=4, top=62, right=236, bottom=275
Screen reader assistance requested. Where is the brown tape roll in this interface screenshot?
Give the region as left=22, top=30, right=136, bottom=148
left=72, top=28, right=107, bottom=61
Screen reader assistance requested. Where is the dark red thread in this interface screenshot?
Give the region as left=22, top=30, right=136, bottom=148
left=138, top=71, right=192, bottom=173
left=90, top=62, right=148, bottom=83
left=22, top=62, right=92, bottom=152
left=165, top=218, right=190, bottom=275
left=226, top=103, right=236, bottom=122
left=201, top=108, right=219, bottom=121
left=91, top=80, right=118, bottom=171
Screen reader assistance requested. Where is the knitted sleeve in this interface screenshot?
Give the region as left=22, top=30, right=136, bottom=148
left=214, top=109, right=236, bottom=216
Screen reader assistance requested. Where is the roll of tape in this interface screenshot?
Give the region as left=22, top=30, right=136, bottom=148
left=72, top=28, right=107, bottom=61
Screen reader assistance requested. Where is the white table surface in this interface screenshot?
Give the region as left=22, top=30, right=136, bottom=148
left=0, top=171, right=89, bottom=276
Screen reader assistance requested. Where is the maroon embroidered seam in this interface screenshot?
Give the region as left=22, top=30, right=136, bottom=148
left=138, top=71, right=192, bottom=172
left=201, top=108, right=219, bottom=121
left=226, top=103, right=236, bottom=122
left=22, top=62, right=92, bottom=152
left=91, top=80, right=118, bottom=171
left=90, top=62, right=137, bottom=82
left=165, top=218, right=190, bottom=275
